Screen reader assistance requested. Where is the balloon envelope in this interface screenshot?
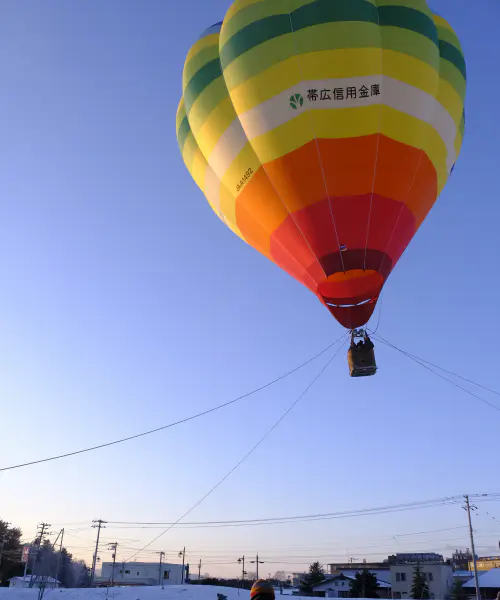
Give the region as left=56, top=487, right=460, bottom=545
left=177, top=0, right=466, bottom=329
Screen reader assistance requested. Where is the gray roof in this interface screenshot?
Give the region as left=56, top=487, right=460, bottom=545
left=464, top=568, right=500, bottom=588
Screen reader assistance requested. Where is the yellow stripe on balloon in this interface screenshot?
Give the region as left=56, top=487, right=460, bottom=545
left=194, top=97, right=237, bottom=157
left=183, top=44, right=221, bottom=89
left=185, top=33, right=220, bottom=65
left=433, top=14, right=460, bottom=37
left=220, top=145, right=262, bottom=195
left=176, top=99, right=186, bottom=136
left=436, top=77, right=464, bottom=127
left=229, top=47, right=443, bottom=116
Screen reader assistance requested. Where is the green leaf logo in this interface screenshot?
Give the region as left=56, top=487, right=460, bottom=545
left=289, top=93, right=304, bottom=110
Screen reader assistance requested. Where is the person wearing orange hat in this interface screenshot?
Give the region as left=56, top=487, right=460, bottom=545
left=250, top=579, right=275, bottom=600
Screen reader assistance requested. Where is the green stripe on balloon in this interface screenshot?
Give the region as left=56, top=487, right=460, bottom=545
left=220, top=0, right=438, bottom=68
left=439, top=40, right=466, bottom=79
left=183, top=59, right=222, bottom=113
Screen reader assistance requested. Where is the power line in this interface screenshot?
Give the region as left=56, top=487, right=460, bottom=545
left=74, top=525, right=494, bottom=560
left=394, top=525, right=468, bottom=537
left=0, top=336, right=343, bottom=473
left=372, top=334, right=500, bottom=413
left=123, top=336, right=348, bottom=562
left=107, top=506, right=458, bottom=530
left=107, top=527, right=486, bottom=554
left=61, top=535, right=500, bottom=567
left=52, top=535, right=500, bottom=560
left=106, top=505, right=459, bottom=530
left=475, top=506, right=500, bottom=528
left=107, top=495, right=499, bottom=528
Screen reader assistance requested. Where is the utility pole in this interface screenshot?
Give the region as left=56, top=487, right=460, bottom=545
left=30, top=522, right=51, bottom=588
left=90, top=520, right=106, bottom=586
left=178, top=547, right=186, bottom=584
left=250, top=554, right=264, bottom=580
left=238, top=556, right=246, bottom=581
left=464, top=496, right=481, bottom=600
left=156, top=551, right=165, bottom=589
left=108, top=543, right=118, bottom=586
left=198, top=559, right=202, bottom=581
left=52, top=529, right=65, bottom=588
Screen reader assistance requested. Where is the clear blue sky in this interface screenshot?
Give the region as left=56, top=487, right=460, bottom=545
left=0, top=0, right=499, bottom=578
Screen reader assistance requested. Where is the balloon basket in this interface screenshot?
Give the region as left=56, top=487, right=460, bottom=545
left=348, top=329, right=377, bottom=377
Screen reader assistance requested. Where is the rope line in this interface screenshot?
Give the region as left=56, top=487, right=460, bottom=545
left=0, top=336, right=345, bottom=472
left=373, top=334, right=500, bottom=413
left=123, top=336, right=348, bottom=562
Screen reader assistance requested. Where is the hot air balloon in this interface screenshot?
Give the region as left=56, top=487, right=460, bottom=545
left=176, top=0, right=466, bottom=376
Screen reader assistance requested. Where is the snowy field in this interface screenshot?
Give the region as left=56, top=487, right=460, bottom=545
left=0, top=586, right=374, bottom=600
left=0, top=585, right=379, bottom=600
left=0, top=585, right=247, bottom=600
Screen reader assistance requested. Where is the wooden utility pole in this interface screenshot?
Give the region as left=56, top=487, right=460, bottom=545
left=238, top=556, right=246, bottom=581
left=465, top=496, right=481, bottom=600
left=53, top=529, right=65, bottom=587
left=30, top=522, right=51, bottom=588
left=90, top=520, right=106, bottom=585
left=250, top=554, right=264, bottom=580
left=108, top=543, right=118, bottom=586
left=156, top=551, right=165, bottom=589
left=178, top=547, right=186, bottom=584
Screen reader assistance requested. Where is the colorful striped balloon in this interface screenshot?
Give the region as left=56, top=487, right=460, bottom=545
left=177, top=0, right=466, bottom=329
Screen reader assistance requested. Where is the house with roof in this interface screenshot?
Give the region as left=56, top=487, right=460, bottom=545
left=453, top=570, right=487, bottom=583
left=311, top=573, right=391, bottom=598
left=464, top=568, right=500, bottom=599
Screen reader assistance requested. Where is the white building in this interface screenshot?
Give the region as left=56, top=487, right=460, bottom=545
left=98, top=561, right=185, bottom=586
left=9, top=576, right=61, bottom=589
left=390, top=563, right=453, bottom=599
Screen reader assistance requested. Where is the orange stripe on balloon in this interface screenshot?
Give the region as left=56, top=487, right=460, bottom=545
left=262, top=142, right=335, bottom=214
left=235, top=168, right=289, bottom=257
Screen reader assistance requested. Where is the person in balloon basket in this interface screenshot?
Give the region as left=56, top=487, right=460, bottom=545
left=354, top=334, right=374, bottom=352
left=251, top=579, right=275, bottom=600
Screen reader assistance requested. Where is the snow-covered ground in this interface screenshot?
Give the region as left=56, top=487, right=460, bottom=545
left=0, top=585, right=246, bottom=600
left=0, top=585, right=374, bottom=600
